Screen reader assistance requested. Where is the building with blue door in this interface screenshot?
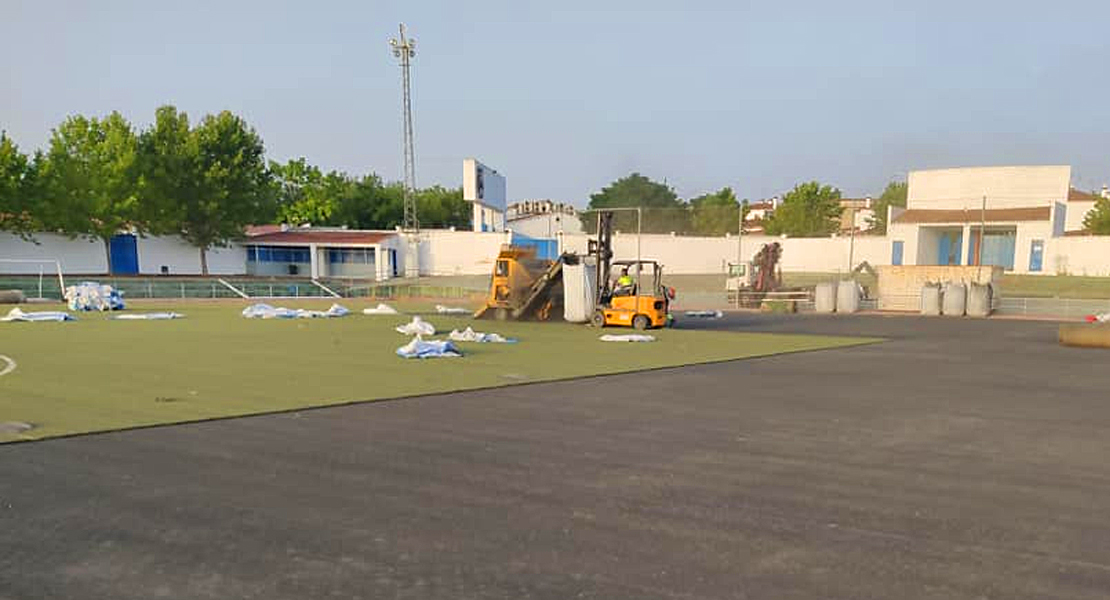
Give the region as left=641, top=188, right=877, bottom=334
left=886, top=166, right=1087, bottom=274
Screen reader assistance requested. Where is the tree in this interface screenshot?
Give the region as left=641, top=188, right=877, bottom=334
left=0, top=132, right=40, bottom=238
left=1083, top=195, right=1110, bottom=235
left=273, top=158, right=335, bottom=226
left=137, top=105, right=195, bottom=237
left=868, top=181, right=908, bottom=234
left=583, top=172, right=686, bottom=233
left=41, top=113, right=140, bottom=272
left=414, top=185, right=469, bottom=229
left=689, top=186, right=748, bottom=236
left=181, top=111, right=272, bottom=274
left=764, top=181, right=842, bottom=237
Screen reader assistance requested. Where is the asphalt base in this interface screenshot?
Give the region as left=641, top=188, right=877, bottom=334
left=3, top=313, right=1110, bottom=599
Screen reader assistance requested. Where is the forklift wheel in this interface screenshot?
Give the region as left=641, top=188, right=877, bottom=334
left=591, top=310, right=606, bottom=328
left=632, top=314, right=650, bottom=330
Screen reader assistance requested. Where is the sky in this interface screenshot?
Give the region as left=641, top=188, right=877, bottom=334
left=3, top=0, right=1110, bottom=205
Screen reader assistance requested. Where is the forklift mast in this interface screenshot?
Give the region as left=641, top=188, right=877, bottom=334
left=587, top=211, right=614, bottom=304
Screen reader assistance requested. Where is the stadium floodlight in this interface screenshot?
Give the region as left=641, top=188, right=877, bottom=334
left=389, top=23, right=419, bottom=232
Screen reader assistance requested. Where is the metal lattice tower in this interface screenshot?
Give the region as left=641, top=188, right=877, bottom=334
left=389, top=23, right=418, bottom=232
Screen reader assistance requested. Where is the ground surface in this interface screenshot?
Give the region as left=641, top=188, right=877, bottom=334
left=0, top=300, right=865, bottom=442
left=3, top=313, right=1109, bottom=599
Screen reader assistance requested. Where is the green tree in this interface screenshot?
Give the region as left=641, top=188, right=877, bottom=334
left=868, top=181, right=908, bottom=234
left=0, top=132, right=41, bottom=238
left=764, top=181, right=842, bottom=237
left=1083, top=195, right=1110, bottom=234
left=179, top=111, right=272, bottom=274
left=273, top=158, right=336, bottom=226
left=137, top=106, right=195, bottom=237
left=583, top=172, right=686, bottom=233
left=689, top=186, right=748, bottom=236
left=414, top=185, right=469, bottom=229
left=41, top=113, right=140, bottom=272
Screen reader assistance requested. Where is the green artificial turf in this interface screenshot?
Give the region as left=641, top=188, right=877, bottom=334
left=0, top=300, right=877, bottom=442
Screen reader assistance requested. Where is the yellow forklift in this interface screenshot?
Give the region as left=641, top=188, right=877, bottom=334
left=588, top=211, right=674, bottom=330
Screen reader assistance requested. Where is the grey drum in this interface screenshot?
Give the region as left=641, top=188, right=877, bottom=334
left=942, top=282, right=967, bottom=317
left=966, top=282, right=993, bottom=317
left=836, top=280, right=860, bottom=313
left=920, top=283, right=942, bottom=316
left=815, top=282, right=837, bottom=313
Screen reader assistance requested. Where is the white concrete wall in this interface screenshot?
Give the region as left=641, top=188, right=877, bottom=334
left=1046, top=237, right=1110, bottom=276
left=908, top=166, right=1070, bottom=210
left=0, top=233, right=108, bottom=273
left=1065, top=200, right=1096, bottom=232
left=561, top=233, right=890, bottom=274
left=0, top=233, right=245, bottom=275
left=402, top=230, right=509, bottom=276
left=137, top=236, right=245, bottom=275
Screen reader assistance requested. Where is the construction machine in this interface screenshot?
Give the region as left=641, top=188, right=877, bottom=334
left=726, top=242, right=783, bottom=306
left=588, top=211, right=674, bottom=330
left=473, top=245, right=565, bottom=321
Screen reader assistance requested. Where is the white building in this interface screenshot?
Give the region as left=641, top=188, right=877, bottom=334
left=506, top=200, right=582, bottom=237
left=886, top=166, right=1089, bottom=274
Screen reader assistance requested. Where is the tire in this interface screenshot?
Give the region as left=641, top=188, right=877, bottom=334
left=591, top=310, right=607, bottom=328
left=632, top=314, right=650, bottom=330
left=495, top=308, right=510, bottom=321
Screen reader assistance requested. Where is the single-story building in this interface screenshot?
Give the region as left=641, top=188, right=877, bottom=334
left=243, top=229, right=401, bottom=280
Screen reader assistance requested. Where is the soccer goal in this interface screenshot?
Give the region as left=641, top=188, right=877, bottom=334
left=0, top=259, right=67, bottom=300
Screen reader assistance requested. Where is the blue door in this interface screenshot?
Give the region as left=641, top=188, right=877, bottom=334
left=938, top=232, right=963, bottom=265
left=109, top=234, right=139, bottom=274
left=891, top=241, right=904, bottom=266
left=1029, top=240, right=1044, bottom=272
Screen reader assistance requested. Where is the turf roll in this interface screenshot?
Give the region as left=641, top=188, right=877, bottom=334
left=1059, top=323, right=1110, bottom=349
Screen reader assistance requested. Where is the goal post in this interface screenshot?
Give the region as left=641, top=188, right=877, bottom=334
left=0, top=259, right=66, bottom=299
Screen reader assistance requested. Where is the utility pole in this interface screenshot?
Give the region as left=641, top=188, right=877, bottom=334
left=848, top=205, right=856, bottom=277
left=389, top=24, right=418, bottom=232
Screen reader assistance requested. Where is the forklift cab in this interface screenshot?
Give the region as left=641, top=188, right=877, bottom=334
left=594, top=260, right=674, bottom=330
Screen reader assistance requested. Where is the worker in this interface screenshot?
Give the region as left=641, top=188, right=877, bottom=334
left=615, top=267, right=635, bottom=296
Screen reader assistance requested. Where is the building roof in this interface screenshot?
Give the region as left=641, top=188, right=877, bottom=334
left=244, top=224, right=284, bottom=236
left=1068, top=188, right=1098, bottom=202
left=246, top=230, right=396, bottom=245
left=892, top=206, right=1050, bottom=224
left=746, top=201, right=774, bottom=210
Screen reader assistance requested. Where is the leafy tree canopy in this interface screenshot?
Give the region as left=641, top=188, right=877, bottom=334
left=868, top=181, right=908, bottom=234
left=1083, top=195, right=1110, bottom=235
left=764, top=181, right=842, bottom=237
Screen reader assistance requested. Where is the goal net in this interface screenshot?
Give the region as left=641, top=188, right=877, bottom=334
left=0, top=259, right=67, bottom=300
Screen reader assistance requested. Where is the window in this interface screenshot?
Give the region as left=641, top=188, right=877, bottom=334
left=496, top=260, right=509, bottom=277
left=247, top=245, right=310, bottom=263
left=891, top=241, right=904, bottom=266
left=1029, top=240, right=1044, bottom=272
left=327, top=248, right=374, bottom=264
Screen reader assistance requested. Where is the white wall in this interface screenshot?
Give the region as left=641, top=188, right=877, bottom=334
left=0, top=233, right=108, bottom=273
left=0, top=233, right=245, bottom=275
left=1046, top=237, right=1110, bottom=276
left=401, top=230, right=509, bottom=276
left=561, top=233, right=890, bottom=274
left=908, top=166, right=1070, bottom=210
left=1065, top=200, right=1095, bottom=232
left=137, top=236, right=245, bottom=275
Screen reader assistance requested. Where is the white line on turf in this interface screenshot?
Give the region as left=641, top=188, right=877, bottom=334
left=0, top=355, right=16, bottom=377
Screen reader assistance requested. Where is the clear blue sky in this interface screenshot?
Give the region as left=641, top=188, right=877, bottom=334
left=3, top=0, right=1109, bottom=204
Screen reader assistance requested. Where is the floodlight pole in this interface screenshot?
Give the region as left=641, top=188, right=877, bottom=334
left=389, top=24, right=418, bottom=233
left=848, top=205, right=856, bottom=277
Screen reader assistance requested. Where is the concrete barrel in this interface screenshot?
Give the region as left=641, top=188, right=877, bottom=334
left=966, top=282, right=993, bottom=317
left=942, top=282, right=966, bottom=317
left=920, top=283, right=942, bottom=316
left=836, top=280, right=860, bottom=313
left=0, top=290, right=25, bottom=304
left=814, top=282, right=837, bottom=314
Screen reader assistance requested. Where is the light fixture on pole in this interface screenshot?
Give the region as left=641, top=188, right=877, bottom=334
left=389, top=24, right=418, bottom=232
